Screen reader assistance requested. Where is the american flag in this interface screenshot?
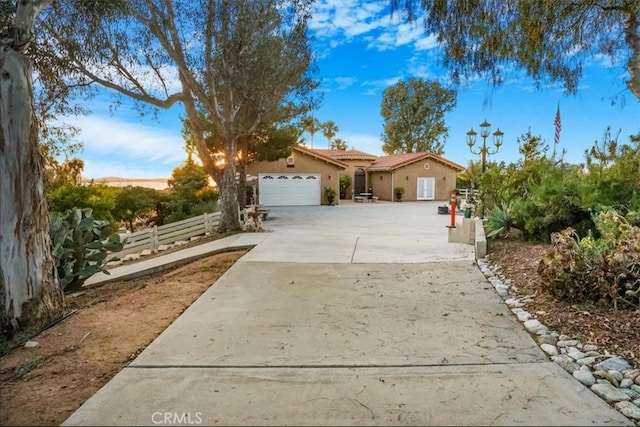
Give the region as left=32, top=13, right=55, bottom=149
left=554, top=104, right=561, bottom=145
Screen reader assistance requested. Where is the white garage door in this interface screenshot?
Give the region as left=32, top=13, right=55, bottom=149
left=258, top=173, right=321, bottom=206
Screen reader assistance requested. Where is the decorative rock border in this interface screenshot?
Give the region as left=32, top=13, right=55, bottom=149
left=477, top=257, right=640, bottom=425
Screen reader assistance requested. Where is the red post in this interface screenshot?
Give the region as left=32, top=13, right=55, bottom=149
left=449, top=190, right=457, bottom=228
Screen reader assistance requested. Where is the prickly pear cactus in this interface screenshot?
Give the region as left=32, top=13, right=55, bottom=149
left=50, top=208, right=125, bottom=292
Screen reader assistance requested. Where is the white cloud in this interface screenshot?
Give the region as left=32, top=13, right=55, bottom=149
left=370, top=31, right=396, bottom=51
left=328, top=76, right=358, bottom=90
left=393, top=21, right=424, bottom=46
left=69, top=115, right=186, bottom=178
left=310, top=0, right=386, bottom=39
left=82, top=159, right=179, bottom=179
left=361, top=76, right=403, bottom=95
left=310, top=0, right=438, bottom=53
left=406, top=62, right=433, bottom=80
left=589, top=53, right=623, bottom=69
left=415, top=34, right=438, bottom=51
left=338, top=131, right=383, bottom=155
left=74, top=115, right=185, bottom=163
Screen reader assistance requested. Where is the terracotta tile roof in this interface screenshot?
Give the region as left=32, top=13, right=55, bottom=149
left=368, top=152, right=464, bottom=171
left=310, top=148, right=378, bottom=161
left=293, top=146, right=348, bottom=168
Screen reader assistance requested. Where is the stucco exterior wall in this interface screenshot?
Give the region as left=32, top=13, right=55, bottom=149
left=391, top=159, right=458, bottom=201
left=369, top=171, right=393, bottom=201
left=368, top=158, right=459, bottom=202
left=246, top=150, right=344, bottom=205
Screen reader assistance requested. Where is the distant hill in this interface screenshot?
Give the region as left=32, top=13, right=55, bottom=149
left=81, top=177, right=169, bottom=190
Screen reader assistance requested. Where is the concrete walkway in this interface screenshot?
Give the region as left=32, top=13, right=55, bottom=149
left=65, top=203, right=632, bottom=426
left=84, top=233, right=268, bottom=287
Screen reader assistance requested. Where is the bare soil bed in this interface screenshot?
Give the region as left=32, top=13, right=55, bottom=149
left=0, top=250, right=246, bottom=427
left=487, top=240, right=639, bottom=368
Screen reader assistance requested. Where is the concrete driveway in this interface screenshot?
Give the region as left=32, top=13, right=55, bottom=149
left=64, top=202, right=631, bottom=426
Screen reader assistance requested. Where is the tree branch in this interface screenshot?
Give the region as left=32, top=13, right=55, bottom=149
left=205, top=0, right=216, bottom=110
left=182, top=95, right=221, bottom=182
left=158, top=0, right=215, bottom=113
left=69, top=60, right=185, bottom=109
left=143, top=51, right=170, bottom=97
left=14, top=0, right=52, bottom=51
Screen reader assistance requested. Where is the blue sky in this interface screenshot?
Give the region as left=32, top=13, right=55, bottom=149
left=75, top=1, right=639, bottom=179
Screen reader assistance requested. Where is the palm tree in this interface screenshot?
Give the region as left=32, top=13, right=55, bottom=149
left=302, top=116, right=321, bottom=148
left=331, top=138, right=348, bottom=150
left=321, top=120, right=339, bottom=148
left=458, top=161, right=481, bottom=188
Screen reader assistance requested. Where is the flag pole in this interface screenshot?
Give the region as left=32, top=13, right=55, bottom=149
left=553, top=102, right=561, bottom=160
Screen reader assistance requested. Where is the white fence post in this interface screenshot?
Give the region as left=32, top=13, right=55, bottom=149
left=204, top=213, right=211, bottom=235
left=151, top=226, right=159, bottom=251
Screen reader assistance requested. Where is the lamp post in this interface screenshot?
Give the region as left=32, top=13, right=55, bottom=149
left=466, top=119, right=504, bottom=174
left=466, top=120, right=504, bottom=218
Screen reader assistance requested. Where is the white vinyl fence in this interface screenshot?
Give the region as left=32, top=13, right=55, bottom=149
left=108, top=212, right=220, bottom=260
left=457, top=188, right=480, bottom=200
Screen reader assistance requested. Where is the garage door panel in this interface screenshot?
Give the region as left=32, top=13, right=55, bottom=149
left=259, top=174, right=320, bottom=206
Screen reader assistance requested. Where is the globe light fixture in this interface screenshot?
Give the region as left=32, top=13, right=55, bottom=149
left=466, top=119, right=504, bottom=174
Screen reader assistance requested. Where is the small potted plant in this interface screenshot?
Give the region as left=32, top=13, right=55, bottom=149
left=394, top=186, right=405, bottom=202
left=324, top=186, right=337, bottom=205
left=339, top=175, right=352, bottom=199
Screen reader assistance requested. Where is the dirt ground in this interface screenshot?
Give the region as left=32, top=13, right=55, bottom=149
left=487, top=240, right=640, bottom=368
left=0, top=250, right=246, bottom=427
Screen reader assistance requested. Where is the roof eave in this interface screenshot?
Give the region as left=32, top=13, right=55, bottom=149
left=294, top=146, right=348, bottom=168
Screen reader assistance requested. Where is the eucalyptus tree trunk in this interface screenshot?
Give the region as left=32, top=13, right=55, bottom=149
left=0, top=0, right=64, bottom=335
left=0, top=46, right=64, bottom=334
left=216, top=143, right=240, bottom=233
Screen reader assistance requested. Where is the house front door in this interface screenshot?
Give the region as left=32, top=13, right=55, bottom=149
left=354, top=168, right=366, bottom=196
left=417, top=177, right=435, bottom=200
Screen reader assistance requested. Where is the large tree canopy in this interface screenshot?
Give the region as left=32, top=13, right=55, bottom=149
left=380, top=77, right=456, bottom=155
left=37, top=0, right=317, bottom=231
left=1, top=0, right=316, bottom=334
left=391, top=0, right=640, bottom=99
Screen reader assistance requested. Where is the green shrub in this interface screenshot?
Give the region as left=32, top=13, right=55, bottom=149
left=324, top=186, right=337, bottom=199
left=162, top=199, right=218, bottom=224
left=47, top=184, right=118, bottom=230
left=339, top=175, right=352, bottom=199
left=486, top=202, right=515, bottom=239
left=113, top=186, right=159, bottom=232
left=626, top=210, right=640, bottom=227
left=158, top=159, right=219, bottom=224
left=510, top=168, right=592, bottom=242
left=50, top=208, right=125, bottom=292
left=394, top=186, right=405, bottom=200
left=476, top=161, right=513, bottom=214
left=538, top=210, right=640, bottom=309
left=477, top=129, right=639, bottom=245
left=581, top=128, right=640, bottom=215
